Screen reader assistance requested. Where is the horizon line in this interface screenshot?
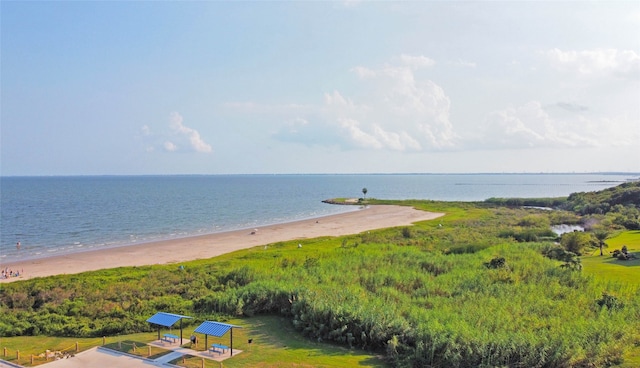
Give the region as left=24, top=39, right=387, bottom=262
left=2, top=171, right=640, bottom=178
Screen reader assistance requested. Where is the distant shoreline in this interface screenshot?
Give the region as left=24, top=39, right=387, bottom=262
left=2, top=172, right=639, bottom=178
left=0, top=205, right=443, bottom=283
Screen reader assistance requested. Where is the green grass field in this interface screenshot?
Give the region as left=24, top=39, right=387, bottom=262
left=172, top=316, right=386, bottom=368
left=581, top=230, right=640, bottom=367
left=0, top=316, right=385, bottom=367
left=0, top=333, right=158, bottom=366
left=582, top=230, right=639, bottom=284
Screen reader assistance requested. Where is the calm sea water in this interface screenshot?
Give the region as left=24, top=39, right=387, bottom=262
left=1, top=174, right=637, bottom=262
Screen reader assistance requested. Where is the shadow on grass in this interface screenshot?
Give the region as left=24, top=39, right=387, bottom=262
left=358, top=355, right=387, bottom=367
left=169, top=354, right=193, bottom=365
left=604, top=257, right=640, bottom=267
left=102, top=340, right=172, bottom=360
left=241, top=315, right=388, bottom=367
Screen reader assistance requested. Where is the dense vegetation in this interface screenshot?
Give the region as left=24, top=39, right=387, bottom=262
left=1, top=183, right=639, bottom=367
left=563, top=181, right=640, bottom=230
left=487, top=181, right=640, bottom=230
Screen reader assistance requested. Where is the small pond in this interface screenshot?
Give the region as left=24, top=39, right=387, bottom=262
left=551, top=224, right=584, bottom=235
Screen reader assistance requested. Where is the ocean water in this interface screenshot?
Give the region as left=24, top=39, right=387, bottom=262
left=1, top=173, right=637, bottom=262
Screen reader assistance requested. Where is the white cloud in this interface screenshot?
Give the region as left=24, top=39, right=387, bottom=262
left=271, top=55, right=457, bottom=152
left=324, top=90, right=359, bottom=110
left=224, top=102, right=313, bottom=114
left=139, top=113, right=213, bottom=154
left=374, top=124, right=422, bottom=151
left=339, top=0, right=361, bottom=8
left=286, top=117, right=309, bottom=133
left=169, top=112, right=212, bottom=153
left=472, top=101, right=628, bottom=149
left=398, top=54, right=436, bottom=69
left=270, top=51, right=634, bottom=155
left=139, top=125, right=156, bottom=152
left=163, top=141, right=178, bottom=152
left=351, top=66, right=377, bottom=79
left=349, top=57, right=456, bottom=149
left=545, top=48, right=640, bottom=78
left=453, top=59, right=477, bottom=68
left=338, top=118, right=383, bottom=149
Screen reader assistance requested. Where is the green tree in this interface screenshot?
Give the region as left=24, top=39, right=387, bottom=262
left=593, top=231, right=609, bottom=256
left=362, top=187, right=368, bottom=199
left=560, top=231, right=592, bottom=255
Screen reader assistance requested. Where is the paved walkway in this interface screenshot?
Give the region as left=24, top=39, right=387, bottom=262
left=152, top=351, right=184, bottom=365
left=2, top=339, right=242, bottom=368
left=21, top=348, right=155, bottom=368
left=148, top=339, right=242, bottom=363
left=0, top=359, right=23, bottom=368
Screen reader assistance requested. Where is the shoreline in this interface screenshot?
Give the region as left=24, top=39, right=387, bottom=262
left=1, top=205, right=443, bottom=283
left=2, top=205, right=362, bottom=264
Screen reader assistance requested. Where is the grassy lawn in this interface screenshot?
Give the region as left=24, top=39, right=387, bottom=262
left=582, top=230, right=639, bottom=284
left=220, top=316, right=386, bottom=368
left=102, top=339, right=173, bottom=360
left=607, top=230, right=640, bottom=248
left=0, top=317, right=385, bottom=367
left=581, top=230, right=640, bottom=367
left=0, top=332, right=161, bottom=366
left=169, top=315, right=386, bottom=368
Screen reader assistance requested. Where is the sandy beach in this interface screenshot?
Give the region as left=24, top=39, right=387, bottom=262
left=1, top=205, right=442, bottom=282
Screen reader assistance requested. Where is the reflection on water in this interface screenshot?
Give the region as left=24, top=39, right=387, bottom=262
left=551, top=224, right=584, bottom=235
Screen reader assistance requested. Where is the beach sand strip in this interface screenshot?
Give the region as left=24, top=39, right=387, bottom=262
left=1, top=205, right=443, bottom=282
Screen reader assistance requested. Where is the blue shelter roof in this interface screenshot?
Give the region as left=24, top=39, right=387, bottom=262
left=194, top=321, right=242, bottom=337
left=146, top=312, right=193, bottom=327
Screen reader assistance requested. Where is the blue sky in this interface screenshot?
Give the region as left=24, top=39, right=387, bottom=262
left=2, top=1, right=639, bottom=175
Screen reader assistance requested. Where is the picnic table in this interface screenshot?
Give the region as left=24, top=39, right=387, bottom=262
left=209, top=343, right=229, bottom=354
left=163, top=333, right=179, bottom=343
